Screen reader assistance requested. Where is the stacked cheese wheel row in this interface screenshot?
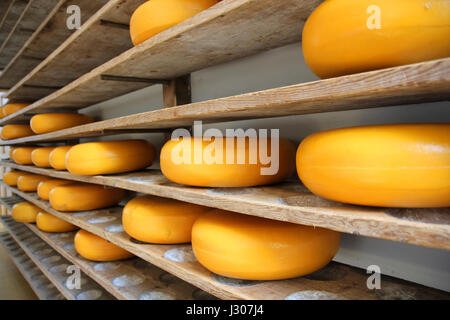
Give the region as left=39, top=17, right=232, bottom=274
left=7, top=123, right=450, bottom=208
left=0, top=110, right=94, bottom=140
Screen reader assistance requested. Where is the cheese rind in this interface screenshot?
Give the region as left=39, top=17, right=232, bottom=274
left=36, top=211, right=79, bottom=232
left=192, top=210, right=341, bottom=280
left=123, top=195, right=211, bottom=244
left=11, top=202, right=40, bottom=223
left=66, top=140, right=156, bottom=175
left=74, top=229, right=134, bottom=261
left=296, top=123, right=450, bottom=207
left=49, top=183, right=126, bottom=211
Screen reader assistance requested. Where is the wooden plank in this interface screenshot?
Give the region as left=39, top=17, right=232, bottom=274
left=0, top=0, right=109, bottom=90
left=0, top=0, right=61, bottom=70
left=0, top=231, right=64, bottom=300
left=2, top=189, right=449, bottom=300
left=5, top=0, right=141, bottom=100
left=4, top=0, right=323, bottom=104
left=0, top=194, right=23, bottom=210
left=1, top=215, right=115, bottom=299
left=1, top=57, right=449, bottom=133
left=0, top=1, right=15, bottom=23
left=0, top=0, right=29, bottom=49
left=1, top=163, right=449, bottom=251
left=26, top=223, right=216, bottom=300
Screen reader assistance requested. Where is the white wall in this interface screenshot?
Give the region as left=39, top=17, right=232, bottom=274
left=82, top=43, right=450, bottom=292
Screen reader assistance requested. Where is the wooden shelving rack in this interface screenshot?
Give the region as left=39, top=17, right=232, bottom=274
left=1, top=215, right=115, bottom=300
left=0, top=0, right=449, bottom=300
left=0, top=231, right=64, bottom=300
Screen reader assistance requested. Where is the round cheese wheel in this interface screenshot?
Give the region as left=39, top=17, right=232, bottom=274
left=74, top=229, right=134, bottom=261
left=17, top=174, right=52, bottom=192
left=49, top=146, right=72, bottom=170
left=297, top=123, right=450, bottom=208
left=3, top=170, right=29, bottom=186
left=31, top=147, right=55, bottom=168
left=2, top=103, right=30, bottom=116
left=11, top=202, right=41, bottom=223
left=1, top=124, right=34, bottom=140
left=130, top=0, right=219, bottom=45
left=192, top=210, right=340, bottom=280
left=12, top=147, right=37, bottom=165
left=30, top=113, right=94, bottom=134
left=36, top=211, right=78, bottom=233
left=160, top=137, right=296, bottom=187
left=0, top=107, right=4, bottom=119
left=49, top=183, right=126, bottom=211
left=123, top=195, right=212, bottom=244
left=9, top=147, right=16, bottom=159
left=302, top=0, right=450, bottom=78
left=66, top=140, right=156, bottom=175
left=37, top=179, right=73, bottom=200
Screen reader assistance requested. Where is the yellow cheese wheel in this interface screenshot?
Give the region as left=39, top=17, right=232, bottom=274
left=12, top=147, right=37, bottom=165
left=192, top=210, right=340, bottom=280
left=30, top=113, right=94, bottom=134
left=160, top=137, right=296, bottom=187
left=297, top=123, right=450, bottom=208
left=36, top=211, right=78, bottom=233
left=122, top=195, right=212, bottom=244
left=1, top=124, right=35, bottom=140
left=66, top=140, right=156, bottom=175
left=9, top=147, right=16, bottom=159
left=31, top=147, right=55, bottom=168
left=49, top=146, right=72, bottom=170
left=3, top=171, right=29, bottom=186
left=37, top=179, right=73, bottom=200
left=2, top=103, right=31, bottom=116
left=302, top=0, right=450, bottom=78
left=0, top=107, right=4, bottom=119
left=130, top=0, right=219, bottom=45
left=17, top=174, right=52, bottom=192
left=11, top=202, right=41, bottom=223
left=74, top=229, right=134, bottom=261
left=49, top=183, right=126, bottom=211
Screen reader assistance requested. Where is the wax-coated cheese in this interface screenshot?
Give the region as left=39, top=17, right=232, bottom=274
left=160, top=137, right=296, bottom=187
left=296, top=123, right=450, bottom=207
left=17, top=174, right=52, bottom=192
left=302, top=0, right=450, bottom=78
left=123, top=195, right=211, bottom=244
left=36, top=211, right=78, bottom=232
left=30, top=113, right=94, bottom=134
left=49, top=146, right=72, bottom=170
left=31, top=147, right=55, bottom=168
left=37, top=179, right=73, bottom=200
left=3, top=171, right=29, bottom=186
left=74, top=229, right=134, bottom=261
left=66, top=140, right=156, bottom=175
left=192, top=210, right=340, bottom=280
left=49, top=183, right=126, bottom=211
left=2, top=103, right=30, bottom=116
left=1, top=124, right=34, bottom=140
left=130, top=0, right=219, bottom=45
left=12, top=147, right=37, bottom=165
left=11, top=202, right=41, bottom=223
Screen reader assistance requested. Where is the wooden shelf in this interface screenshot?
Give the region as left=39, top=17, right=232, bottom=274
left=2, top=162, right=449, bottom=250
left=25, top=222, right=215, bottom=300
left=0, top=0, right=109, bottom=93
left=1, top=0, right=325, bottom=122
left=1, top=215, right=115, bottom=300
left=2, top=188, right=449, bottom=300
left=0, top=1, right=29, bottom=52
left=0, top=231, right=64, bottom=300
left=0, top=194, right=23, bottom=209
left=1, top=57, right=449, bottom=140
left=0, top=0, right=60, bottom=70
left=2, top=0, right=132, bottom=100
